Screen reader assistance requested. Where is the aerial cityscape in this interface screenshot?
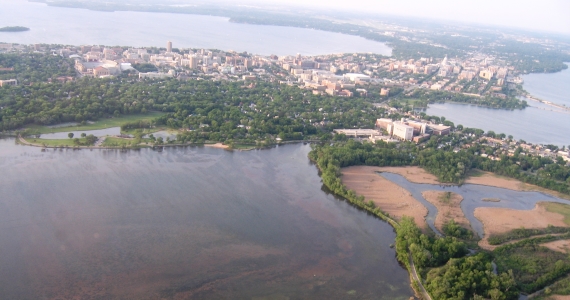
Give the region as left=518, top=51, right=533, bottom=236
left=0, top=0, right=569, bottom=299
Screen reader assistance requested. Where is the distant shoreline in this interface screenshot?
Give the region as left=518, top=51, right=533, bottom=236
left=0, top=26, right=30, bottom=32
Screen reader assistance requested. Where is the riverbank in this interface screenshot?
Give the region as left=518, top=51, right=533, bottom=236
left=341, top=166, right=429, bottom=230
left=465, top=171, right=570, bottom=200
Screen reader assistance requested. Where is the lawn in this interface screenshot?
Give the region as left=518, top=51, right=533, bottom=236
left=25, top=112, right=166, bottom=134
left=466, top=169, right=485, bottom=177
left=28, top=138, right=87, bottom=147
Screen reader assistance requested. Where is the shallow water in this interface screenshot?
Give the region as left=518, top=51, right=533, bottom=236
left=38, top=127, right=122, bottom=139
left=379, top=172, right=569, bottom=237
left=0, top=140, right=412, bottom=299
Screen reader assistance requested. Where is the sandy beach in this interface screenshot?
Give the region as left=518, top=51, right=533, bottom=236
left=474, top=203, right=567, bottom=250
left=204, top=143, right=230, bottom=149
left=341, top=166, right=428, bottom=230
left=422, top=191, right=471, bottom=234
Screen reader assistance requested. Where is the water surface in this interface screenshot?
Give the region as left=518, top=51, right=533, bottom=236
left=522, top=63, right=570, bottom=107
left=425, top=102, right=570, bottom=146
left=0, top=0, right=391, bottom=56
left=0, top=140, right=411, bottom=299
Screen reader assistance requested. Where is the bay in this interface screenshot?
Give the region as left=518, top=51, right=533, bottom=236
left=522, top=63, right=570, bottom=107
left=0, top=140, right=412, bottom=299
left=0, top=0, right=391, bottom=56
left=425, top=102, right=570, bottom=146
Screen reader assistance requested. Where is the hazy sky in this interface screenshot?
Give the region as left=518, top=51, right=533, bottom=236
left=259, top=0, right=570, bottom=35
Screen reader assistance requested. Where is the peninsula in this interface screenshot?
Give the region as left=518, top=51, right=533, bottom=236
left=0, top=26, right=30, bottom=32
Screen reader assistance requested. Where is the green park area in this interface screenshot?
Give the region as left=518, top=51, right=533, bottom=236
left=24, top=112, right=165, bottom=134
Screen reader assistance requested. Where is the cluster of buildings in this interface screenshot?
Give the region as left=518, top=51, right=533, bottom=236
left=375, top=118, right=450, bottom=142
left=32, top=41, right=275, bottom=80
left=275, top=51, right=521, bottom=99
left=332, top=117, right=451, bottom=144
left=0, top=40, right=526, bottom=101
left=472, top=137, right=570, bottom=164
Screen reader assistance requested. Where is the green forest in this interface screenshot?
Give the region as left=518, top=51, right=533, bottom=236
left=0, top=53, right=75, bottom=82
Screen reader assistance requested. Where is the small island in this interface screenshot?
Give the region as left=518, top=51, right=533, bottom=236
left=0, top=26, right=30, bottom=32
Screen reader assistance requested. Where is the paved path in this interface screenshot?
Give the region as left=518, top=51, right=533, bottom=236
left=409, top=252, right=432, bottom=300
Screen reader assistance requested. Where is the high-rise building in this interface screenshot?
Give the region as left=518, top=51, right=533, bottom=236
left=244, top=59, right=253, bottom=68
left=167, top=41, right=172, bottom=53
left=189, top=56, right=198, bottom=69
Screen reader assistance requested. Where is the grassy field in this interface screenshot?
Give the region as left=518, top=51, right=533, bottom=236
left=25, top=112, right=166, bottom=134
left=466, top=169, right=485, bottom=177
left=231, top=143, right=257, bottom=150
left=544, top=203, right=570, bottom=226
left=28, top=138, right=87, bottom=147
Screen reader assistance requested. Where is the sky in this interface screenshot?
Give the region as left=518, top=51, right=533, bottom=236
left=253, top=0, right=570, bottom=35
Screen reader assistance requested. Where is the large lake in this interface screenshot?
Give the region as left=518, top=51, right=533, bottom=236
left=0, top=0, right=391, bottom=56
left=425, top=101, right=570, bottom=146
left=0, top=140, right=412, bottom=299
left=426, top=64, right=570, bottom=146
left=522, top=63, right=570, bottom=107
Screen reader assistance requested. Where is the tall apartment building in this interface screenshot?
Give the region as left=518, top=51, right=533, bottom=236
left=189, top=56, right=198, bottom=69
left=167, top=41, right=172, bottom=53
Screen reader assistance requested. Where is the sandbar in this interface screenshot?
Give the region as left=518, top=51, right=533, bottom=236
left=421, top=191, right=471, bottom=234
left=341, top=166, right=428, bottom=230
left=474, top=203, right=567, bottom=250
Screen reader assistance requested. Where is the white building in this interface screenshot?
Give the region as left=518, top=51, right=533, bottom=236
left=389, top=121, right=414, bottom=141
left=139, top=70, right=175, bottom=79
left=0, top=79, right=17, bottom=87
left=343, top=73, right=371, bottom=82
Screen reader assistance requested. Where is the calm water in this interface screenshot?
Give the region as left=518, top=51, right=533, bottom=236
left=0, top=0, right=391, bottom=56
left=39, top=127, right=121, bottom=139
left=0, top=140, right=412, bottom=299
left=523, top=63, right=570, bottom=107
left=425, top=102, right=570, bottom=146
left=380, top=172, right=569, bottom=238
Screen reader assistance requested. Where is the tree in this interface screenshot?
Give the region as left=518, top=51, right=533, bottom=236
left=68, top=132, right=74, bottom=139
left=81, top=133, right=86, bottom=138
